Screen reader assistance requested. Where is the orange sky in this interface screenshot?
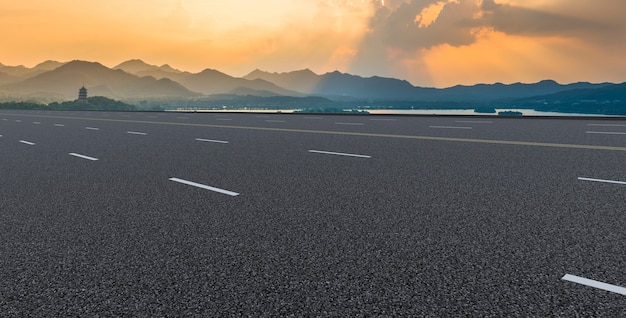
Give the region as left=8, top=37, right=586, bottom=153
left=1, top=0, right=625, bottom=87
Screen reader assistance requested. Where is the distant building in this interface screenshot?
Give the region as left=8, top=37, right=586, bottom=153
left=78, top=86, right=88, bottom=102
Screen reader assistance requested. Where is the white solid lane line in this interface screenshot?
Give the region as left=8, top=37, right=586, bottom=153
left=85, top=127, right=100, bottom=130
left=430, top=126, right=473, bottom=129
left=195, top=138, right=229, bottom=144
left=586, top=131, right=626, bottom=135
left=578, top=177, right=626, bottom=185
left=54, top=124, right=65, bottom=127
left=335, top=122, right=364, bottom=125
left=308, top=150, right=371, bottom=158
left=456, top=120, right=493, bottom=124
left=587, top=124, right=626, bottom=127
left=562, top=274, right=626, bottom=296
left=19, top=140, right=35, bottom=145
left=69, top=153, right=99, bottom=161
left=127, top=131, right=147, bottom=135
left=169, top=177, right=239, bottom=196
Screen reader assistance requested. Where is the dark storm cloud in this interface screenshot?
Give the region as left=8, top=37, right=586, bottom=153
left=350, top=0, right=625, bottom=78
left=477, top=0, right=611, bottom=39
left=367, top=0, right=478, bottom=50
left=360, top=0, right=621, bottom=53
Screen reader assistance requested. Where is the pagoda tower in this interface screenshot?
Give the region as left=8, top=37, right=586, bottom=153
left=78, top=86, right=88, bottom=102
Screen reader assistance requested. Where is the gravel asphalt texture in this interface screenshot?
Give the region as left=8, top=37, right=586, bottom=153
left=1, top=110, right=625, bottom=316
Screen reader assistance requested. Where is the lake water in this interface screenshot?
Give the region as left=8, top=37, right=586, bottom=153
left=173, top=108, right=616, bottom=117
left=366, top=109, right=610, bottom=117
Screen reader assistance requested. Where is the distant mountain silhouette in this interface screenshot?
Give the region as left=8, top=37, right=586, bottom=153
left=244, top=69, right=321, bottom=94
left=114, top=59, right=185, bottom=80
left=1, top=60, right=198, bottom=99
left=0, top=58, right=621, bottom=113
left=229, top=87, right=285, bottom=97
left=175, top=68, right=303, bottom=96
left=33, top=60, right=64, bottom=72
left=314, top=71, right=437, bottom=100
left=442, top=80, right=611, bottom=101
left=0, top=60, right=64, bottom=85
left=513, top=82, right=626, bottom=115
left=115, top=60, right=302, bottom=96
left=243, top=69, right=612, bottom=101
left=243, top=69, right=427, bottom=98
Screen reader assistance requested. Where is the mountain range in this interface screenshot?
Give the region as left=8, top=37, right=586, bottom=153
left=0, top=59, right=623, bottom=114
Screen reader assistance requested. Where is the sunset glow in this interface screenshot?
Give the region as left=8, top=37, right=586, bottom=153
left=1, top=0, right=625, bottom=87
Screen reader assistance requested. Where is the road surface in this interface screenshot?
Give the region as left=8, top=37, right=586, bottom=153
left=1, top=110, right=625, bottom=316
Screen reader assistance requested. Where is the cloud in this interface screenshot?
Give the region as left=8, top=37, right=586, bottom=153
left=349, top=0, right=479, bottom=80
left=349, top=0, right=626, bottom=85
left=477, top=0, right=611, bottom=40
left=356, top=0, right=619, bottom=56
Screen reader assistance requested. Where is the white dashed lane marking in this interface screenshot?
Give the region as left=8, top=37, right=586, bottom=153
left=126, top=131, right=147, bottom=135
left=578, top=177, right=626, bottom=185
left=19, top=140, right=35, bottom=145
left=308, top=150, right=371, bottom=158
left=169, top=177, right=239, bottom=196
left=195, top=138, right=229, bottom=144
left=562, top=274, right=626, bottom=296
left=430, top=126, right=472, bottom=129
left=85, top=127, right=100, bottom=131
left=54, top=124, right=65, bottom=127
left=69, top=153, right=99, bottom=161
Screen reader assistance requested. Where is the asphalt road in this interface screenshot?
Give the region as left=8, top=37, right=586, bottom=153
left=1, top=110, right=625, bottom=316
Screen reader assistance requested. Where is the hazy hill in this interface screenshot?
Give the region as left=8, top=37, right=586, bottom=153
left=243, top=69, right=426, bottom=99
left=244, top=69, right=321, bottom=94
left=1, top=60, right=199, bottom=100
left=243, top=69, right=614, bottom=102
left=513, top=82, right=626, bottom=115
left=33, top=60, right=64, bottom=72
left=0, top=70, right=18, bottom=85
left=115, top=60, right=302, bottom=96
left=229, top=87, right=285, bottom=97
left=0, top=59, right=621, bottom=112
left=0, top=60, right=64, bottom=84
left=176, top=68, right=302, bottom=96
left=443, top=80, right=612, bottom=101
left=314, top=71, right=437, bottom=100
left=114, top=59, right=185, bottom=80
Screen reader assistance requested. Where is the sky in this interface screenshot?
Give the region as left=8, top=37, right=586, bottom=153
left=1, top=0, right=625, bottom=87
